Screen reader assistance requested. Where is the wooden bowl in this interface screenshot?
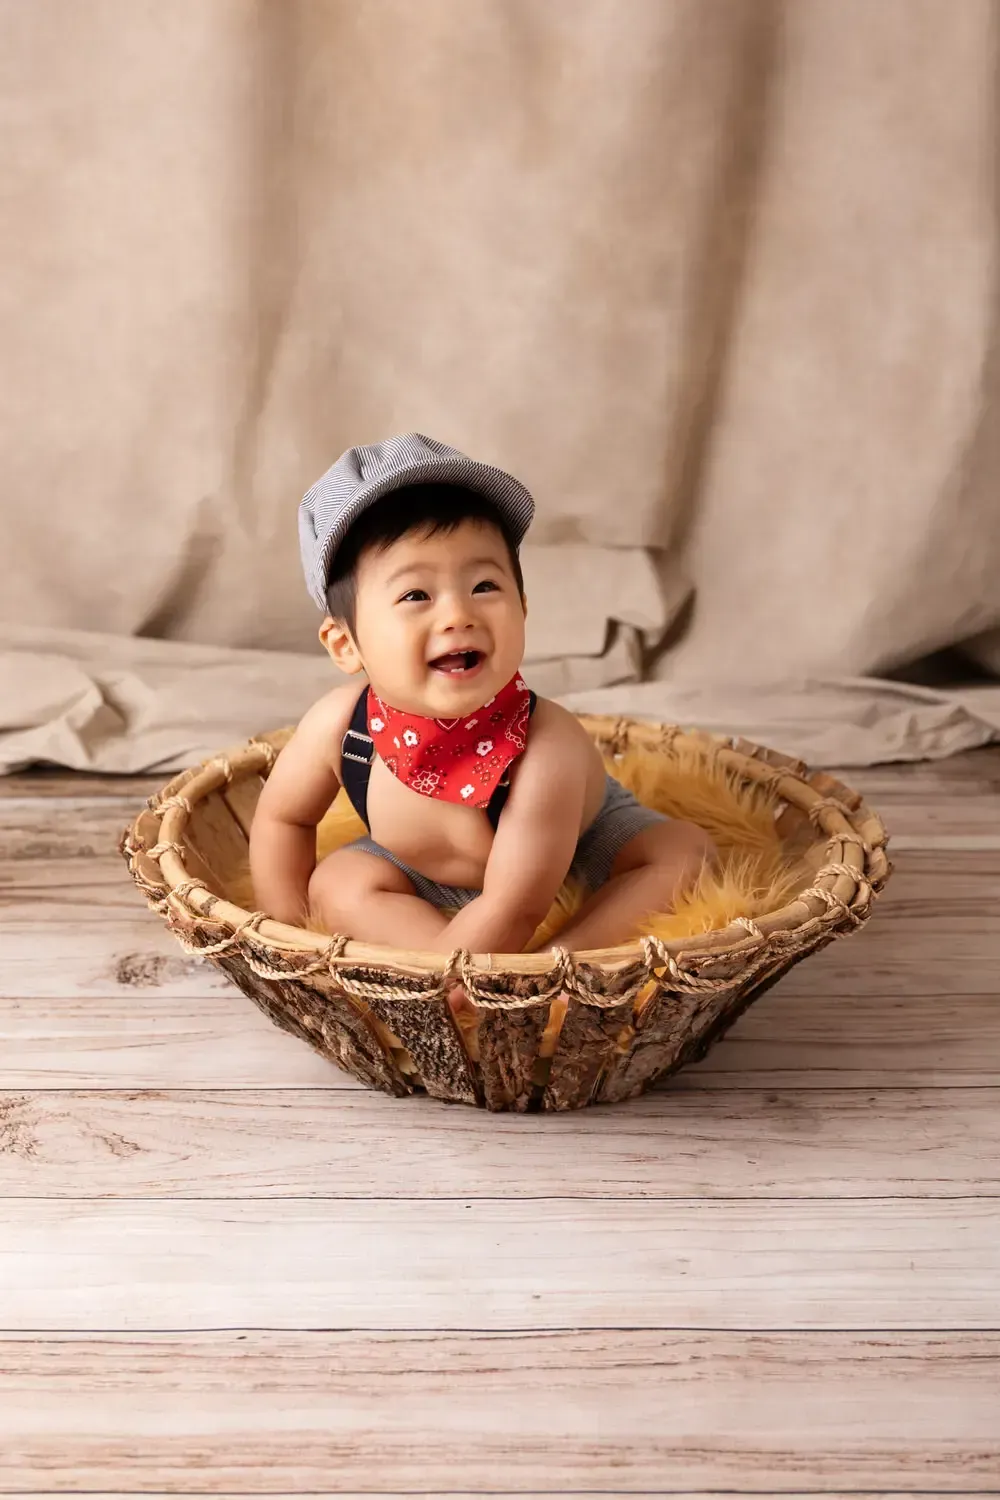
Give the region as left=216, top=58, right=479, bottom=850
left=119, top=717, right=890, bottom=1110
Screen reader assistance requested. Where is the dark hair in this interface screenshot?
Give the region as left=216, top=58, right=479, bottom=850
left=325, top=482, right=525, bottom=633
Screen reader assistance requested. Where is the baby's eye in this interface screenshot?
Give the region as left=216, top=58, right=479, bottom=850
left=398, top=589, right=430, bottom=604
left=472, top=579, right=501, bottom=594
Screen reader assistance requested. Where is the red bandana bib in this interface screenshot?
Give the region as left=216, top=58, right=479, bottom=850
left=367, top=673, right=532, bottom=809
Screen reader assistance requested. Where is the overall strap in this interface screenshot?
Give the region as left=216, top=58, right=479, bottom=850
left=341, top=686, right=537, bottom=834
left=340, top=686, right=374, bottom=830
left=485, top=690, right=537, bottom=831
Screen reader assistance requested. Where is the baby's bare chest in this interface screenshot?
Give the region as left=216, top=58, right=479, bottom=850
left=365, top=759, right=497, bottom=883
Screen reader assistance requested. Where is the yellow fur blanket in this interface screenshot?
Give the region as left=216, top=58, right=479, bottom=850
left=314, top=742, right=806, bottom=948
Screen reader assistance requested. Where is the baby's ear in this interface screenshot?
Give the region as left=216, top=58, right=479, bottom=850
left=318, top=616, right=364, bottom=675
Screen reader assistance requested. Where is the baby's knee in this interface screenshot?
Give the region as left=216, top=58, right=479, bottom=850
left=310, top=845, right=415, bottom=915
left=672, top=819, right=718, bottom=872
left=308, top=848, right=376, bottom=924
left=648, top=818, right=716, bottom=898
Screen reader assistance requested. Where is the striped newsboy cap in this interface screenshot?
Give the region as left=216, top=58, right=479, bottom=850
left=298, top=432, right=536, bottom=611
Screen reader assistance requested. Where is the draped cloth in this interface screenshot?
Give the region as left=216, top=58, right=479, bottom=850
left=2, top=0, right=999, bottom=771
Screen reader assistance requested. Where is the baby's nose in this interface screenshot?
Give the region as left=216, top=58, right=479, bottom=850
left=437, top=592, right=478, bottom=630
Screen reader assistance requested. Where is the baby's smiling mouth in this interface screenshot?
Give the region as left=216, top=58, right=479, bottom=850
left=428, top=649, right=485, bottom=676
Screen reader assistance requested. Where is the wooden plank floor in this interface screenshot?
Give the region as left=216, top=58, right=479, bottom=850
left=1, top=752, right=999, bottom=1495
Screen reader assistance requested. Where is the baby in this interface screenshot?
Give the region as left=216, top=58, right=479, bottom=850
left=250, top=433, right=714, bottom=954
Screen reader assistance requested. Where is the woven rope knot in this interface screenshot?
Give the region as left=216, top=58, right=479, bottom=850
left=432, top=948, right=475, bottom=1001
left=815, top=861, right=861, bottom=883
left=641, top=936, right=721, bottom=994
left=733, top=915, right=765, bottom=944
left=170, top=878, right=209, bottom=903
left=212, top=755, right=234, bottom=782
left=236, top=930, right=348, bottom=984
left=169, top=905, right=268, bottom=960
left=249, top=738, right=278, bottom=770
left=146, top=840, right=184, bottom=861
left=807, top=796, right=853, bottom=828
left=798, top=884, right=846, bottom=913
left=152, top=793, right=192, bottom=817
left=641, top=935, right=668, bottom=971
left=829, top=830, right=873, bottom=856
left=452, top=948, right=514, bottom=1008
left=546, top=945, right=580, bottom=999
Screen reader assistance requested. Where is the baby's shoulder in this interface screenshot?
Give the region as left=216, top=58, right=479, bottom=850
left=526, top=695, right=602, bottom=767
left=290, top=680, right=366, bottom=760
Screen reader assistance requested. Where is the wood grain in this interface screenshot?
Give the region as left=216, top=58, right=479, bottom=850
left=3, top=754, right=999, bottom=1494
left=845, top=750, right=1000, bottom=836
left=1, top=1087, right=998, bottom=1199
left=2, top=1199, right=998, bottom=1331
left=6, top=854, right=997, bottom=998
left=0, top=990, right=348, bottom=1089
left=2, top=986, right=996, bottom=1089
left=0, top=772, right=165, bottom=800
left=800, top=755, right=997, bottom=850
left=1, top=1330, right=997, bottom=1491
left=691, top=988, right=1000, bottom=1087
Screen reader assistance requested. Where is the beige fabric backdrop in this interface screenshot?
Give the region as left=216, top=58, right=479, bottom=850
left=2, top=0, right=1000, bottom=770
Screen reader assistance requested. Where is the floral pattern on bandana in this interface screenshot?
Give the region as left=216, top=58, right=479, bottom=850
left=367, top=673, right=533, bottom=810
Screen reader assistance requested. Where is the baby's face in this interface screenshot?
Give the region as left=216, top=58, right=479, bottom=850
left=349, top=518, right=526, bottom=716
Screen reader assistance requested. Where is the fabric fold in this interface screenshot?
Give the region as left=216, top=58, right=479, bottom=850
left=1, top=625, right=996, bottom=774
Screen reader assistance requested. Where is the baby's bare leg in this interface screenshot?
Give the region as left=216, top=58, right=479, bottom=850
left=308, top=846, right=449, bottom=948
left=552, top=820, right=716, bottom=953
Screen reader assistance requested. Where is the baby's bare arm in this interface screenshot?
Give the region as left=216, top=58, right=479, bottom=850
left=436, top=703, right=595, bottom=954
left=248, top=687, right=357, bottom=927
